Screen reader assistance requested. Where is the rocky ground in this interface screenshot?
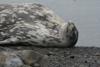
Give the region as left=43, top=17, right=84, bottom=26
left=1, top=46, right=100, bottom=67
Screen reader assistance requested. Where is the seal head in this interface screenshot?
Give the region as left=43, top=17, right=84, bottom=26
left=60, top=21, right=78, bottom=47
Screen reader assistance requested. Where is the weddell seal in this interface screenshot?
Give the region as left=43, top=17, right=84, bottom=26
left=0, top=3, right=78, bottom=47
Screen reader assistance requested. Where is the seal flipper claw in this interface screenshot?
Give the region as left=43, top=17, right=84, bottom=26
left=0, top=38, right=19, bottom=45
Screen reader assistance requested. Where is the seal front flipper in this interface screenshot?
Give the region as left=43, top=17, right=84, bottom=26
left=0, top=38, right=19, bottom=45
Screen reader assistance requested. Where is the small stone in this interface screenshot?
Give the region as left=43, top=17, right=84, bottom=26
left=54, top=48, right=58, bottom=51
left=16, top=47, right=22, bottom=50
left=70, top=55, right=75, bottom=59
left=97, top=60, right=100, bottom=64
left=79, top=65, right=84, bottom=67
left=64, top=52, right=70, bottom=55
left=84, top=60, right=88, bottom=63
left=95, top=53, right=100, bottom=56
left=47, top=52, right=55, bottom=56
left=23, top=65, right=31, bottom=67
left=34, top=63, right=40, bottom=67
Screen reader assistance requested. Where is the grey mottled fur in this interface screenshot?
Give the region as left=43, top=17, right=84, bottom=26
left=0, top=3, right=78, bottom=47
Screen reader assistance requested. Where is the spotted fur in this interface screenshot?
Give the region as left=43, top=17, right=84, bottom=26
left=0, top=3, right=78, bottom=47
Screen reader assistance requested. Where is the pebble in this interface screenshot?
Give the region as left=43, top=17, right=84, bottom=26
left=64, top=52, right=70, bottom=55
left=97, top=60, right=100, bottom=64
left=70, top=55, right=75, bottom=59
left=79, top=65, right=84, bottom=67
left=47, top=52, right=56, bottom=56
left=95, top=53, right=100, bottom=56
left=34, top=63, right=40, bottom=67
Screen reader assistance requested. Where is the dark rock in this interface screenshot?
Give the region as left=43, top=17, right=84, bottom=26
left=70, top=55, right=75, bottom=59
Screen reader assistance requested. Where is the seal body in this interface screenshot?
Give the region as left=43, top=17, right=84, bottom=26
left=0, top=3, right=78, bottom=47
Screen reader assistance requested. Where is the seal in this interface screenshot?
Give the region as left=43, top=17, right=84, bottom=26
left=0, top=3, right=78, bottom=47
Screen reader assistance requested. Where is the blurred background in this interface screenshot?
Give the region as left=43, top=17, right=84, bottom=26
left=0, top=0, right=100, bottom=47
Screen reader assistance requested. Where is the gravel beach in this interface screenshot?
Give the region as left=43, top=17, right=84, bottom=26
left=2, top=46, right=100, bottom=67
